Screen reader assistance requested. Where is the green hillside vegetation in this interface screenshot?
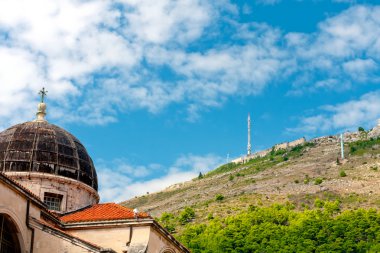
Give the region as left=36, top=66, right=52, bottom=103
left=123, top=132, right=380, bottom=252
left=349, top=136, right=380, bottom=156
left=170, top=203, right=380, bottom=252
left=206, top=142, right=316, bottom=178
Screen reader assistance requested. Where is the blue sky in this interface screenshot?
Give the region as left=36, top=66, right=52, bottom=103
left=1, top=0, right=380, bottom=202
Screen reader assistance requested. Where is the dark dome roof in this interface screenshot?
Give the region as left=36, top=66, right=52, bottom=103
left=0, top=121, right=98, bottom=191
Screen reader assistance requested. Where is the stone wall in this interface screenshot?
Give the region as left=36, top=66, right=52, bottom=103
left=274, top=142, right=288, bottom=151
left=368, top=120, right=380, bottom=138
left=232, top=137, right=307, bottom=164
left=310, top=135, right=338, bottom=145
left=230, top=119, right=380, bottom=167
left=274, top=137, right=306, bottom=151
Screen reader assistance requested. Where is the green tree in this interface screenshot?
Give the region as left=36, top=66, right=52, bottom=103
left=179, top=205, right=380, bottom=252
left=178, top=207, right=195, bottom=225
left=158, top=212, right=176, bottom=233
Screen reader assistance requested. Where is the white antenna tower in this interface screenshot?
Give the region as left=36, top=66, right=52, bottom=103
left=247, top=113, right=251, bottom=156
left=340, top=133, right=344, bottom=160
left=226, top=153, right=230, bottom=163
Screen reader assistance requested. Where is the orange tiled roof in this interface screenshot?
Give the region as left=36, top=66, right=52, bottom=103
left=61, top=203, right=150, bottom=223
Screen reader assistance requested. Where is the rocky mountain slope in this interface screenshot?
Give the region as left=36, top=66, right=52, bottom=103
left=121, top=127, right=380, bottom=222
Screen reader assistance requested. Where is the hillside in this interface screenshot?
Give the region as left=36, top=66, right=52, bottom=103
left=120, top=126, right=380, bottom=251
left=122, top=128, right=380, bottom=217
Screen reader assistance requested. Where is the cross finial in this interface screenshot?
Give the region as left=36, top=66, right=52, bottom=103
left=38, top=87, right=48, bottom=103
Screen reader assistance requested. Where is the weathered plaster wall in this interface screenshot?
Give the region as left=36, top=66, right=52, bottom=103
left=0, top=180, right=101, bottom=253
left=5, top=172, right=98, bottom=212
left=70, top=224, right=186, bottom=253
left=0, top=182, right=31, bottom=253
left=69, top=225, right=133, bottom=253
left=147, top=227, right=182, bottom=253
left=33, top=228, right=98, bottom=253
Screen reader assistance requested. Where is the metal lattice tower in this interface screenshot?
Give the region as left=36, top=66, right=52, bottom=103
left=340, top=133, right=345, bottom=160
left=247, top=113, right=251, bottom=156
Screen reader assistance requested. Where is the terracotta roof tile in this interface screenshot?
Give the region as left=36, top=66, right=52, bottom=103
left=61, top=203, right=150, bottom=223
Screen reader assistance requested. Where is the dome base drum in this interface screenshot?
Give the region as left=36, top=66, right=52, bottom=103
left=0, top=121, right=99, bottom=212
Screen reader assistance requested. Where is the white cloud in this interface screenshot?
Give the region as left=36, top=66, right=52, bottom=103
left=286, top=5, right=380, bottom=94
left=97, top=154, right=224, bottom=202
left=1, top=2, right=380, bottom=127
left=0, top=0, right=215, bottom=125
left=313, top=6, right=380, bottom=58
left=255, top=0, right=281, bottom=5
left=121, top=0, right=212, bottom=44
left=289, top=90, right=380, bottom=134
left=343, top=58, right=378, bottom=81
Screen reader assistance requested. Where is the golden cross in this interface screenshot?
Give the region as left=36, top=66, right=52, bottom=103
left=38, top=87, right=48, bottom=103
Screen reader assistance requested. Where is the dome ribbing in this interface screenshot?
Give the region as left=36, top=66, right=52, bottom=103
left=0, top=121, right=98, bottom=191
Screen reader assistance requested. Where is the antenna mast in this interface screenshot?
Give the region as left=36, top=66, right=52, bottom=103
left=340, top=133, right=344, bottom=160
left=247, top=113, right=251, bottom=156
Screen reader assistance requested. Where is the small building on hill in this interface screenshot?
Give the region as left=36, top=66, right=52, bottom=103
left=0, top=96, right=188, bottom=253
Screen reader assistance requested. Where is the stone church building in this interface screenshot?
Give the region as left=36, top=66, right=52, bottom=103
left=0, top=95, right=189, bottom=253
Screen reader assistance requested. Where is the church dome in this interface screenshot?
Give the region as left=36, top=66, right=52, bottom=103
left=0, top=121, right=98, bottom=191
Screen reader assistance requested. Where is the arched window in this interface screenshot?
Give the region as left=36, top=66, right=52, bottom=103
left=0, top=214, right=21, bottom=253
left=160, top=248, right=175, bottom=253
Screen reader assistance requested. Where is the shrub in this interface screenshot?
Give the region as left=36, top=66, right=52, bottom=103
left=248, top=204, right=257, bottom=212
left=314, top=198, right=324, bottom=208
left=324, top=200, right=341, bottom=214
left=283, top=156, right=289, bottom=161
left=304, top=175, right=310, bottom=184
left=294, top=179, right=299, bottom=184
left=178, top=207, right=195, bottom=225
left=159, top=212, right=176, bottom=233
left=179, top=204, right=379, bottom=253
left=339, top=170, right=347, bottom=177
left=349, top=136, right=380, bottom=155
left=358, top=126, right=365, bottom=132
left=314, top=178, right=323, bottom=185
left=229, top=175, right=234, bottom=181
left=215, top=194, right=224, bottom=201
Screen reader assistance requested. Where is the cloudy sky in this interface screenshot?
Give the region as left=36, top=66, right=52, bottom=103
left=1, top=0, right=380, bottom=202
